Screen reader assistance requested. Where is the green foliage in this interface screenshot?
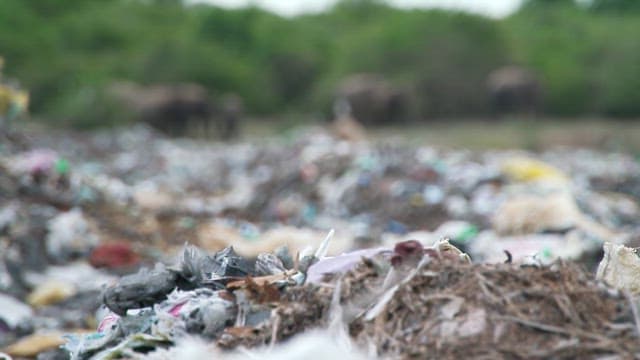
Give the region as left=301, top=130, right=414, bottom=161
left=506, top=0, right=640, bottom=115
left=307, top=6, right=508, bottom=118
left=589, top=0, right=640, bottom=12
left=0, top=0, right=639, bottom=127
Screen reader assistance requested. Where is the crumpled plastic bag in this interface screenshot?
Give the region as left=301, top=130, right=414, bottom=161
left=103, top=264, right=178, bottom=316
left=153, top=288, right=236, bottom=339
left=596, top=242, right=640, bottom=294
left=46, top=208, right=99, bottom=260
left=0, top=293, right=33, bottom=330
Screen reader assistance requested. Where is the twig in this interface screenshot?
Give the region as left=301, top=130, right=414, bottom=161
left=503, top=250, right=513, bottom=264
left=293, top=251, right=300, bottom=271
left=495, top=315, right=608, bottom=342
left=525, top=338, right=580, bottom=358
left=474, top=271, right=501, bottom=304
left=624, top=289, right=640, bottom=338
left=553, top=294, right=582, bottom=326
left=315, top=228, right=334, bottom=259
left=494, top=315, right=573, bottom=336
left=328, top=277, right=344, bottom=330
left=270, top=314, right=280, bottom=348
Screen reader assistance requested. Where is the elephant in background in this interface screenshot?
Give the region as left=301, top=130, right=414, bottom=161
left=334, top=74, right=408, bottom=125
left=218, top=94, right=243, bottom=140
left=486, top=66, right=542, bottom=116
left=108, top=82, right=241, bottom=139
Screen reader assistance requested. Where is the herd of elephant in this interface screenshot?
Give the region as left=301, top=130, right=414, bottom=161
left=336, top=66, right=541, bottom=125
left=108, top=65, right=540, bottom=138
left=107, top=82, right=243, bottom=139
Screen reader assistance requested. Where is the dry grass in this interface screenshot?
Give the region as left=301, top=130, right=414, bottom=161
left=243, top=117, right=640, bottom=152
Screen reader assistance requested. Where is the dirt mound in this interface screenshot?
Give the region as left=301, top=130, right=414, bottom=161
left=220, top=259, right=640, bottom=359
left=353, top=260, right=639, bottom=358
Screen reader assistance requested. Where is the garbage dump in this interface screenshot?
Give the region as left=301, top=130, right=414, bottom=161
left=1, top=125, right=640, bottom=358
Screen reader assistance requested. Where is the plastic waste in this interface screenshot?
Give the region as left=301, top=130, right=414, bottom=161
left=153, top=288, right=236, bottom=339
left=89, top=242, right=140, bottom=269
left=501, top=157, right=568, bottom=185
left=45, top=209, right=98, bottom=261
left=0, top=293, right=33, bottom=331
left=27, top=280, right=76, bottom=307
left=4, top=332, right=65, bottom=358
left=103, top=264, right=178, bottom=316
left=597, top=242, right=640, bottom=294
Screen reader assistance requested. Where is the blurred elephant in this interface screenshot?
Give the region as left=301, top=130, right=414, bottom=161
left=335, top=74, right=407, bottom=125
left=486, top=66, right=541, bottom=116
left=108, top=82, right=241, bottom=139
left=218, top=94, right=243, bottom=140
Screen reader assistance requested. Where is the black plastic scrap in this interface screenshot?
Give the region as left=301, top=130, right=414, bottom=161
left=103, top=245, right=278, bottom=316
left=254, top=253, right=287, bottom=276
left=203, top=246, right=253, bottom=283
left=103, top=264, right=178, bottom=316
left=180, top=245, right=252, bottom=289
left=83, top=242, right=333, bottom=359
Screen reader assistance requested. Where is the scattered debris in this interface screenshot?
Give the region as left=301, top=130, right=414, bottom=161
left=597, top=242, right=640, bottom=294
left=27, top=280, right=76, bottom=307
left=1, top=126, right=640, bottom=358
left=3, top=332, right=66, bottom=358
left=352, top=259, right=638, bottom=358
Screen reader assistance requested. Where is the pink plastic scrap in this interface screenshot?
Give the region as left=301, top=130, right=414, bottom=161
left=97, top=312, right=120, bottom=332
left=306, top=247, right=390, bottom=284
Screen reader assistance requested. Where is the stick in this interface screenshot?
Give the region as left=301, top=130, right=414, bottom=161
left=315, top=229, right=335, bottom=259
left=624, top=289, right=640, bottom=338
left=495, top=315, right=573, bottom=336
left=495, top=315, right=607, bottom=342
left=270, top=314, right=280, bottom=348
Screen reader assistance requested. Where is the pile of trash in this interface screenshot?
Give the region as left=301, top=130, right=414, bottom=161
left=41, top=240, right=640, bottom=358
left=1, top=124, right=640, bottom=358
left=352, top=255, right=640, bottom=358
left=3, top=125, right=639, bottom=257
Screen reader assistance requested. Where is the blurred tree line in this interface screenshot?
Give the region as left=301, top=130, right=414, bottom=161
left=0, top=0, right=639, bottom=126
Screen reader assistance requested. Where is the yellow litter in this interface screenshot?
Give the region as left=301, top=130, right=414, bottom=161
left=501, top=157, right=568, bottom=184
left=4, top=332, right=65, bottom=357
left=27, top=280, right=76, bottom=307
